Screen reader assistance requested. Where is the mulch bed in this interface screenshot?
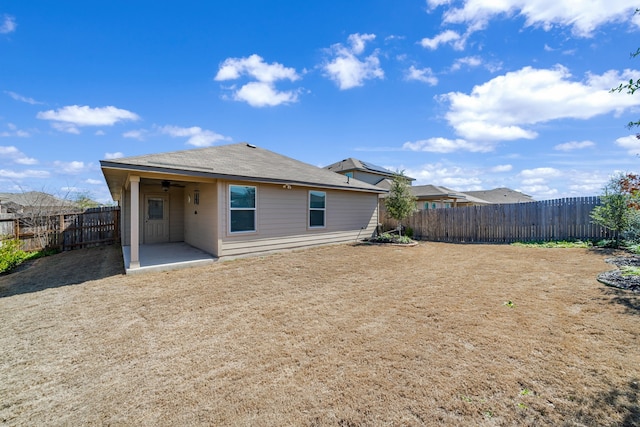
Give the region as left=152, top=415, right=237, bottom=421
left=598, top=256, right=640, bottom=292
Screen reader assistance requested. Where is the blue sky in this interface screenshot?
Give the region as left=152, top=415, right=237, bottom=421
left=1, top=1, right=640, bottom=203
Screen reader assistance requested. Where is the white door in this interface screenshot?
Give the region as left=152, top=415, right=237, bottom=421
left=144, top=195, right=169, bottom=244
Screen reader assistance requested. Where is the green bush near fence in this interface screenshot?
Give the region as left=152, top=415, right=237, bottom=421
left=0, top=239, right=30, bottom=273
left=0, top=239, right=57, bottom=274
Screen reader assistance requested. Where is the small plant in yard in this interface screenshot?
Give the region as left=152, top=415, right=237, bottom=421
left=504, top=300, right=515, bottom=308
left=0, top=238, right=57, bottom=274
left=367, top=232, right=413, bottom=244
left=621, top=266, right=640, bottom=277
left=511, top=240, right=592, bottom=248
left=520, top=388, right=532, bottom=396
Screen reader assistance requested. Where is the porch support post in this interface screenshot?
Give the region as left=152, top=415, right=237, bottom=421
left=130, top=175, right=141, bottom=269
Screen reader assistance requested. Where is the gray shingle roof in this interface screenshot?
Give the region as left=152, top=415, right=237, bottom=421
left=100, top=143, right=387, bottom=198
left=464, top=188, right=533, bottom=204
left=324, top=157, right=415, bottom=181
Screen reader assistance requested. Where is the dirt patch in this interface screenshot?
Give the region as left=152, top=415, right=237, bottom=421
left=1, top=242, right=638, bottom=426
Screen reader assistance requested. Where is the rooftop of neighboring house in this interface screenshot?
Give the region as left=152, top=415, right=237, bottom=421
left=409, top=185, right=492, bottom=204
left=0, top=191, right=78, bottom=213
left=324, top=158, right=415, bottom=182
left=463, top=187, right=534, bottom=204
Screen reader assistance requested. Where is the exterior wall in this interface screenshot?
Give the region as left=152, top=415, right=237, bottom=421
left=183, top=182, right=218, bottom=256
left=219, top=181, right=379, bottom=258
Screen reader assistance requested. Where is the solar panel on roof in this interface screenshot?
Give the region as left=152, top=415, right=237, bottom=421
left=360, top=161, right=393, bottom=175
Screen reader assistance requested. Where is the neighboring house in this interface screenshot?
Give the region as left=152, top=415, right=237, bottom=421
left=324, top=158, right=415, bottom=190
left=463, top=188, right=534, bottom=204
left=0, top=191, right=79, bottom=218
left=100, top=143, right=386, bottom=269
left=410, top=185, right=492, bottom=210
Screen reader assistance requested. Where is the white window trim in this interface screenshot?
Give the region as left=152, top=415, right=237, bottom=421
left=309, top=190, right=326, bottom=229
left=229, top=184, right=257, bottom=234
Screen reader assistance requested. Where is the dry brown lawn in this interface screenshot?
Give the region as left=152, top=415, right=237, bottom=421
left=1, top=242, right=638, bottom=426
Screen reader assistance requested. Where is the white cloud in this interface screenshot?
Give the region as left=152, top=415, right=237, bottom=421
left=420, top=30, right=464, bottom=50
left=403, top=137, right=494, bottom=153
left=5, top=91, right=43, bottom=105
left=104, top=152, right=124, bottom=160
left=0, top=15, right=16, bottom=34
left=0, top=145, right=37, bottom=165
left=520, top=167, right=562, bottom=178
left=405, top=66, right=438, bottom=85
left=0, top=123, right=30, bottom=138
left=214, top=54, right=300, bottom=107
left=491, top=164, right=512, bottom=172
left=215, top=54, right=299, bottom=83
left=554, top=140, right=596, bottom=151
left=122, top=129, right=148, bottom=140
left=324, top=33, right=384, bottom=90
left=450, top=56, right=483, bottom=71
left=615, top=134, right=640, bottom=155
left=85, top=178, right=103, bottom=185
left=404, top=162, right=483, bottom=188
left=430, top=0, right=637, bottom=37
left=233, top=82, right=299, bottom=107
left=159, top=125, right=230, bottom=147
left=53, top=160, right=91, bottom=174
left=37, top=105, right=140, bottom=131
left=0, top=169, right=49, bottom=179
left=440, top=66, right=640, bottom=145
left=95, top=130, right=105, bottom=136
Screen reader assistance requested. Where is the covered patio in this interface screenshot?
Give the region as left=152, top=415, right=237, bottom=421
left=122, top=242, right=216, bottom=275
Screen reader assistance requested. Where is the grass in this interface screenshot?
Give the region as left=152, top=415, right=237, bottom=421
left=621, top=265, right=640, bottom=276
left=511, top=240, right=593, bottom=248
left=0, top=242, right=638, bottom=426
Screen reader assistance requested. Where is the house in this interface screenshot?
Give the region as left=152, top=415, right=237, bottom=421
left=0, top=191, right=79, bottom=219
left=463, top=188, right=533, bottom=204
left=100, top=143, right=386, bottom=273
left=410, top=185, right=491, bottom=210
left=324, top=158, right=414, bottom=190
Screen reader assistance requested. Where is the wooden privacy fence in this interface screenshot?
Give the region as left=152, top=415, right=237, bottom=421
left=0, top=207, right=120, bottom=251
left=381, top=196, right=614, bottom=243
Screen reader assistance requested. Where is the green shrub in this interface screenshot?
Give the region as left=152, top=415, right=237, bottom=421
left=0, top=239, right=29, bottom=273
left=368, top=232, right=413, bottom=244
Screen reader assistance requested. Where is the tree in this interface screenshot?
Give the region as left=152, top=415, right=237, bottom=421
left=591, top=172, right=640, bottom=245
left=384, top=171, right=417, bottom=236
left=73, top=191, right=100, bottom=210
left=610, top=8, right=640, bottom=131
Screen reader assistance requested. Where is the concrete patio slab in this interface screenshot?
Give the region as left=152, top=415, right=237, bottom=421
left=122, top=242, right=216, bottom=275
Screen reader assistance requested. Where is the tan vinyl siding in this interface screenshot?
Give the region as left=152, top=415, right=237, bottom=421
left=168, top=187, right=185, bottom=242
left=183, top=182, right=218, bottom=256
left=220, top=182, right=378, bottom=258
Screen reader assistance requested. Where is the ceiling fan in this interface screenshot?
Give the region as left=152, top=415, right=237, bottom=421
left=161, top=180, right=185, bottom=192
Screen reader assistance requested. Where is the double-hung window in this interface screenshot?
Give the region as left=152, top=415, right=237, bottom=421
left=229, top=185, right=256, bottom=233
left=309, top=191, right=326, bottom=228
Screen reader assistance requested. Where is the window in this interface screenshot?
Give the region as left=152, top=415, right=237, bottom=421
left=309, top=191, right=326, bottom=228
left=148, top=198, right=164, bottom=220
left=229, top=185, right=256, bottom=233
left=424, top=202, right=430, bottom=210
